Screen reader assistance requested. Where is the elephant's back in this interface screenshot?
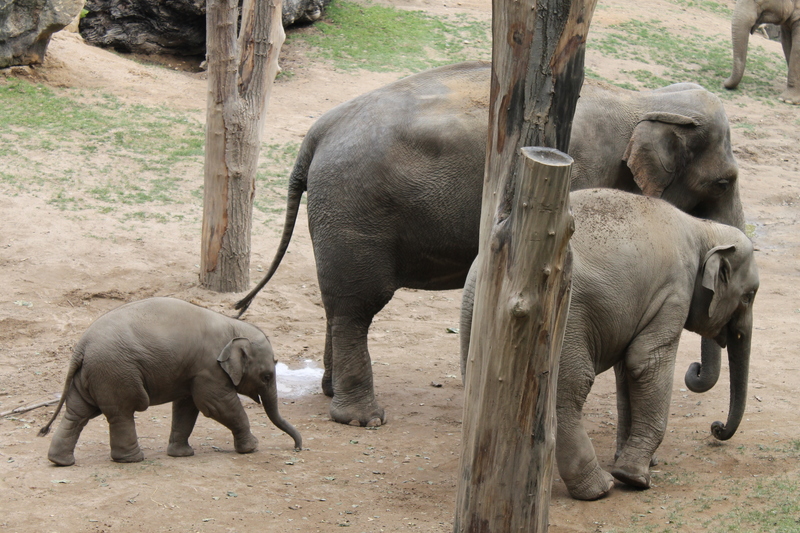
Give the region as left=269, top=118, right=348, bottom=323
left=74, top=298, right=233, bottom=403
left=305, top=61, right=490, bottom=159
left=570, top=188, right=696, bottom=259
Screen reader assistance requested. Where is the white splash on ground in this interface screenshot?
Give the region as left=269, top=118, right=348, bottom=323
left=276, top=360, right=324, bottom=398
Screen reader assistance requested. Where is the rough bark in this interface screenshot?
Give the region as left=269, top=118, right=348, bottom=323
left=454, top=0, right=597, bottom=529
left=79, top=0, right=328, bottom=56
left=200, top=0, right=284, bottom=292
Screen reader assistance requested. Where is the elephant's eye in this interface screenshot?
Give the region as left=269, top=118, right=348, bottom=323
left=741, top=292, right=754, bottom=305
left=262, top=372, right=273, bottom=382
left=714, top=179, right=730, bottom=191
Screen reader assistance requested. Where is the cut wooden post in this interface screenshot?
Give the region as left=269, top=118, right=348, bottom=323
left=454, top=0, right=597, bottom=529
left=455, top=148, right=574, bottom=532
left=201, top=0, right=285, bottom=292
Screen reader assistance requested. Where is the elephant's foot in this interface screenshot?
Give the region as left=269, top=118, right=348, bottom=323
left=167, top=442, right=195, bottom=457
left=111, top=449, right=145, bottom=463
left=778, top=87, right=800, bottom=105
left=615, top=450, right=658, bottom=467
left=47, top=449, right=76, bottom=467
left=233, top=433, right=258, bottom=454
left=610, top=461, right=651, bottom=489
left=330, top=398, right=386, bottom=427
left=321, top=375, right=334, bottom=398
left=564, top=462, right=615, bottom=501
left=723, top=77, right=739, bottom=90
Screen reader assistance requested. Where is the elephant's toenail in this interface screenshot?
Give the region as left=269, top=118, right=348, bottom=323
left=367, top=418, right=382, bottom=427
left=349, top=420, right=360, bottom=426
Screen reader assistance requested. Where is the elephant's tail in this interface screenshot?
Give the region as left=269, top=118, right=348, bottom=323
left=38, top=348, right=84, bottom=437
left=235, top=151, right=310, bottom=318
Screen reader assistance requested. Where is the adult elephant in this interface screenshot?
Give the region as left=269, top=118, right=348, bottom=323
left=236, top=61, right=744, bottom=427
left=724, top=0, right=800, bottom=104
left=459, top=189, right=759, bottom=500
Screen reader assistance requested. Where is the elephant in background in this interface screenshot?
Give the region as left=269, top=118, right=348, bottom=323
left=460, top=189, right=759, bottom=500
left=724, top=0, right=800, bottom=104
left=39, top=297, right=302, bottom=466
left=235, top=61, right=744, bottom=427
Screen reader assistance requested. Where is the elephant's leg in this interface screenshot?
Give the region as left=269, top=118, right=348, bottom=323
left=47, top=387, right=101, bottom=466
left=316, top=259, right=393, bottom=427
left=321, top=317, right=334, bottom=397
left=611, top=335, right=679, bottom=488
left=556, top=350, right=614, bottom=500
left=167, top=396, right=199, bottom=457
left=328, top=310, right=388, bottom=427
left=195, top=387, right=258, bottom=453
left=613, top=362, right=632, bottom=460
left=106, top=411, right=145, bottom=463
left=778, top=25, right=800, bottom=104
left=614, top=363, right=659, bottom=468
left=781, top=24, right=792, bottom=65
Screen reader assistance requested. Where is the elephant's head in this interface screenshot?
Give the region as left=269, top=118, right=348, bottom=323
left=725, top=0, right=793, bottom=90
left=686, top=239, right=759, bottom=441
left=623, top=88, right=744, bottom=230
left=218, top=337, right=303, bottom=450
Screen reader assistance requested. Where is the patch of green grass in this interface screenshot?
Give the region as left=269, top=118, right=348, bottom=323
left=0, top=77, right=205, bottom=216
left=734, top=121, right=757, bottom=132
left=254, top=142, right=301, bottom=215
left=122, top=211, right=171, bottom=224
left=668, top=0, right=732, bottom=16
left=705, top=475, right=800, bottom=532
left=589, top=20, right=785, bottom=99
left=293, top=0, right=490, bottom=71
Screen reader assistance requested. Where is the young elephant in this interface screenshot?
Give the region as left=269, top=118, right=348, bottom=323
left=39, top=297, right=302, bottom=466
left=460, top=189, right=759, bottom=500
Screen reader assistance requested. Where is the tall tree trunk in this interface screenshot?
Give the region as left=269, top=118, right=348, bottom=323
left=201, top=0, right=285, bottom=292
left=454, top=0, right=597, bottom=530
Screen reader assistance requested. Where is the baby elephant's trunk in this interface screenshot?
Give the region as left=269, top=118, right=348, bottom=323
left=711, top=307, right=753, bottom=441
left=260, top=384, right=302, bottom=451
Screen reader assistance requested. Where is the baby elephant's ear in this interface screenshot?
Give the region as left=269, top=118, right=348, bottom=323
left=218, top=338, right=252, bottom=386
left=702, top=244, right=736, bottom=317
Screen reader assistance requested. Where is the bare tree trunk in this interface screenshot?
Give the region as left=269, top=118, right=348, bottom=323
left=201, top=0, right=285, bottom=292
left=454, top=0, right=597, bottom=530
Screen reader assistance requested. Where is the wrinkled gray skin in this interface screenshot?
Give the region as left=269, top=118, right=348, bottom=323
left=460, top=189, right=759, bottom=501
left=39, top=297, right=302, bottom=466
left=235, top=61, right=744, bottom=427
left=724, top=0, right=800, bottom=104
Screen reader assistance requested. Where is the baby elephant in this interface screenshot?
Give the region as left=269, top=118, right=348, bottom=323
left=461, top=189, right=759, bottom=500
left=39, top=297, right=302, bottom=466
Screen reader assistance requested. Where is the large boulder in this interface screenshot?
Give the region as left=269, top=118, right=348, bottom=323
left=79, top=0, right=330, bottom=57
left=0, top=0, right=85, bottom=68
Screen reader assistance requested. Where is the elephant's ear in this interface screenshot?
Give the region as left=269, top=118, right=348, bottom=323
left=702, top=244, right=736, bottom=317
left=624, top=112, right=699, bottom=197
left=218, top=337, right=252, bottom=387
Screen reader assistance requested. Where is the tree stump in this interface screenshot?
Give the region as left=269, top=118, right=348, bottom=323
left=455, top=148, right=574, bottom=532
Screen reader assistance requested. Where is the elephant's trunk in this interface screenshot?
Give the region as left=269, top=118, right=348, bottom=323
left=260, top=384, right=303, bottom=451
left=684, top=337, right=722, bottom=392
left=710, top=307, right=752, bottom=441
left=724, top=0, right=759, bottom=90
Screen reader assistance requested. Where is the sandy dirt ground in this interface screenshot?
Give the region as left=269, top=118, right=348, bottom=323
left=1, top=0, right=799, bottom=531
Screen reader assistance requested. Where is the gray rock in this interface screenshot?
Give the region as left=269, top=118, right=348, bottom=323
left=0, top=0, right=86, bottom=68
left=78, top=0, right=330, bottom=57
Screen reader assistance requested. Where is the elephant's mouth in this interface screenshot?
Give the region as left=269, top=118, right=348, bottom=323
left=713, top=328, right=728, bottom=349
